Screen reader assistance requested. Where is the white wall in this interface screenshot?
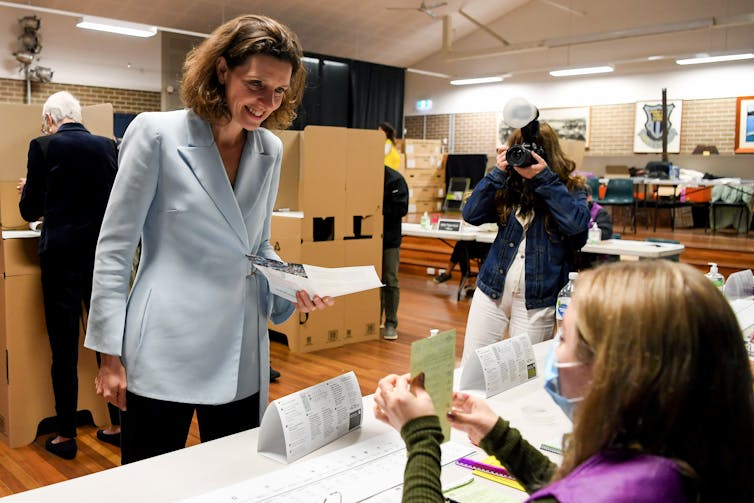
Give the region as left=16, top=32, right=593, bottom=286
left=405, top=62, right=754, bottom=115
left=1, top=5, right=161, bottom=92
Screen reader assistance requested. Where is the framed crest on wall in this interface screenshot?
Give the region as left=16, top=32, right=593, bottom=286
left=735, top=96, right=754, bottom=154
left=634, top=100, right=683, bottom=153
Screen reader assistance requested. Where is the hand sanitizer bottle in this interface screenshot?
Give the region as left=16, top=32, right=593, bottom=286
left=587, top=222, right=601, bottom=244
left=420, top=211, right=430, bottom=230
left=705, top=262, right=725, bottom=292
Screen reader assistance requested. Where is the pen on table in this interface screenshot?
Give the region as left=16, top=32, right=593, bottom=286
left=539, top=443, right=563, bottom=455
left=455, top=457, right=514, bottom=479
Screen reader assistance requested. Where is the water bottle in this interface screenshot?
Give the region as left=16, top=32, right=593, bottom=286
left=556, top=272, right=578, bottom=330
left=587, top=222, right=601, bottom=244
left=420, top=211, right=430, bottom=230
left=705, top=262, right=724, bottom=292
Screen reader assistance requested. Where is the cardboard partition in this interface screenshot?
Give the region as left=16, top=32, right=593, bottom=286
left=0, top=103, right=114, bottom=183
left=344, top=236, right=382, bottom=272
left=345, top=129, right=383, bottom=216
left=278, top=303, right=346, bottom=353
left=405, top=154, right=443, bottom=170
left=344, top=214, right=382, bottom=241
left=404, top=139, right=442, bottom=156
left=300, top=126, right=347, bottom=216
left=0, top=182, right=26, bottom=231
left=0, top=236, right=40, bottom=277
left=272, top=130, right=301, bottom=212
left=343, top=288, right=380, bottom=343
left=0, top=274, right=108, bottom=447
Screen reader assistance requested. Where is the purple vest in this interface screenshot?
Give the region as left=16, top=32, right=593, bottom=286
left=526, top=451, right=688, bottom=503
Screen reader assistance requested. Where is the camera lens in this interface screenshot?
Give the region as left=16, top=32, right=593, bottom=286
left=506, top=145, right=532, bottom=167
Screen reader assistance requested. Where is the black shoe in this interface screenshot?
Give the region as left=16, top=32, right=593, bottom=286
left=270, top=367, right=281, bottom=382
left=45, top=435, right=77, bottom=460
left=96, top=429, right=121, bottom=447
left=434, top=272, right=452, bottom=283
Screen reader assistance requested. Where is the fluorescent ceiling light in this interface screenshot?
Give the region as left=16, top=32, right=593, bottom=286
left=549, top=66, right=614, bottom=77
left=450, top=76, right=503, bottom=86
left=407, top=68, right=451, bottom=79
left=77, top=16, right=157, bottom=38
left=676, top=53, right=754, bottom=65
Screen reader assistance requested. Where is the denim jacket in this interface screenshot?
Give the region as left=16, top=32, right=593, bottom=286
left=462, top=167, right=589, bottom=309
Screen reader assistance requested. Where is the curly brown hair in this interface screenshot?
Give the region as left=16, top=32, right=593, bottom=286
left=494, top=122, right=582, bottom=223
left=181, top=15, right=306, bottom=130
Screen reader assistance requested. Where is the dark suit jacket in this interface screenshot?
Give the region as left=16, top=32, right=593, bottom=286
left=19, top=122, right=118, bottom=258
left=383, top=166, right=409, bottom=249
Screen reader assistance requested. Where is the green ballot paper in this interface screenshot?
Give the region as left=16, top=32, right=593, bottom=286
left=410, top=329, right=456, bottom=441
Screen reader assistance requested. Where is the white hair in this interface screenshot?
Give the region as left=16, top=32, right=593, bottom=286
left=42, top=91, right=82, bottom=125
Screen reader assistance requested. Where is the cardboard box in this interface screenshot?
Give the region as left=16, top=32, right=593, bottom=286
left=273, top=130, right=300, bottom=212
left=409, top=200, right=444, bottom=214
left=405, top=154, right=442, bottom=170
left=409, top=186, right=445, bottom=201
left=405, top=168, right=444, bottom=188
left=404, top=139, right=442, bottom=156
left=0, top=235, right=40, bottom=277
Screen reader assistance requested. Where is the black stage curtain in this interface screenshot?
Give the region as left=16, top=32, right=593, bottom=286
left=445, top=154, right=488, bottom=189
left=291, top=53, right=404, bottom=134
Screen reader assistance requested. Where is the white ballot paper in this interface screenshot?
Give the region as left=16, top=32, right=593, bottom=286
left=258, top=371, right=363, bottom=463
left=183, top=432, right=474, bottom=503
left=248, top=255, right=383, bottom=303
left=459, top=335, right=537, bottom=397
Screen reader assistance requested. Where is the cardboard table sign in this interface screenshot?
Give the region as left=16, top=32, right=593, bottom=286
left=437, top=219, right=463, bottom=232
left=459, top=335, right=537, bottom=397
left=258, top=371, right=363, bottom=463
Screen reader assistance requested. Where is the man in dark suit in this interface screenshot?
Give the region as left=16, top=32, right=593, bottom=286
left=18, top=91, right=118, bottom=459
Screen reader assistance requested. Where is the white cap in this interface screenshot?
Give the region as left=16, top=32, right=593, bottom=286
left=503, top=97, right=538, bottom=128
left=568, top=272, right=579, bottom=280
left=708, top=262, right=718, bottom=274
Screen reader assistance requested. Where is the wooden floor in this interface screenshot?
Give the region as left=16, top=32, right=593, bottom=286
left=3, top=218, right=754, bottom=496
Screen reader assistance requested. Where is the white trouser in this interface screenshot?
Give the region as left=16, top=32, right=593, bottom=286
left=461, top=252, right=555, bottom=366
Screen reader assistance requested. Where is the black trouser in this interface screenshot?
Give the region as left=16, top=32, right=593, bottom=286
left=40, top=252, right=94, bottom=438
left=121, top=391, right=260, bottom=464
left=40, top=252, right=119, bottom=438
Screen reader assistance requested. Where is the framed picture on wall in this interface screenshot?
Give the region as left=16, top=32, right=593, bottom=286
left=539, top=107, right=590, bottom=147
left=634, top=100, right=683, bottom=153
left=495, top=107, right=590, bottom=147
left=735, top=96, right=754, bottom=153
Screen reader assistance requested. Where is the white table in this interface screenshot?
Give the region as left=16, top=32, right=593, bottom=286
left=5, top=341, right=566, bottom=503
left=580, top=238, right=684, bottom=259
left=401, top=222, right=478, bottom=241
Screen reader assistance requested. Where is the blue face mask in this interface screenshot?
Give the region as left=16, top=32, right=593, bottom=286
left=543, top=337, right=584, bottom=421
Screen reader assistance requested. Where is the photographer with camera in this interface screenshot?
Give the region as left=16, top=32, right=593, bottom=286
left=461, top=98, right=589, bottom=362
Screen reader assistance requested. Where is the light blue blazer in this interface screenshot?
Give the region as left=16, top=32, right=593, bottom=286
left=85, top=109, right=294, bottom=416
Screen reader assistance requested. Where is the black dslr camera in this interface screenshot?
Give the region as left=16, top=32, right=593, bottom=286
left=506, top=115, right=546, bottom=168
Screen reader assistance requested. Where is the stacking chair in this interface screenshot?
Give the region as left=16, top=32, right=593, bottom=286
left=599, top=179, right=637, bottom=233
left=585, top=177, right=601, bottom=201
left=442, top=177, right=471, bottom=212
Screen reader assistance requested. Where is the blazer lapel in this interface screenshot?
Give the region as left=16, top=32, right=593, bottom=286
left=177, top=112, right=249, bottom=248
left=234, top=130, right=275, bottom=224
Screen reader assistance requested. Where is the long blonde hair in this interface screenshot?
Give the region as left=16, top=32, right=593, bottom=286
left=181, top=15, right=306, bottom=130
left=557, top=260, right=754, bottom=500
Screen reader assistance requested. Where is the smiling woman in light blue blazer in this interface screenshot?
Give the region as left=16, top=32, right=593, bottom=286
left=85, top=15, right=332, bottom=464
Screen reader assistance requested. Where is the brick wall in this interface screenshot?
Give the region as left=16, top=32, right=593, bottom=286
left=407, top=96, right=740, bottom=157
left=680, top=98, right=736, bottom=155
left=0, top=78, right=161, bottom=114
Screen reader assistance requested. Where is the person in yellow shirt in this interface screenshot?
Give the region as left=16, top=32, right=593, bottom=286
left=379, top=122, right=401, bottom=170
